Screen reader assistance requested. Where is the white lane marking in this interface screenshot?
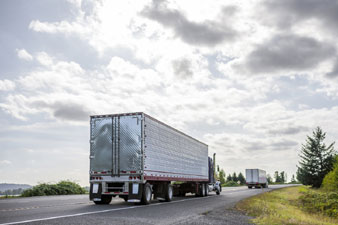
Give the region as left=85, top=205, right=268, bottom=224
left=0, top=195, right=217, bottom=225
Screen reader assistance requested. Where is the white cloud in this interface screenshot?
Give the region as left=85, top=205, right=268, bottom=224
left=0, top=160, right=12, bottom=166
left=16, top=49, right=33, bottom=61
left=0, top=79, right=15, bottom=91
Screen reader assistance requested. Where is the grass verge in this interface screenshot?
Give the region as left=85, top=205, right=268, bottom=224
left=236, top=186, right=338, bottom=225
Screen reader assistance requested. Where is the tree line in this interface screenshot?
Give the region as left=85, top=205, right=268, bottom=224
left=218, top=169, right=295, bottom=186
left=0, top=188, right=26, bottom=196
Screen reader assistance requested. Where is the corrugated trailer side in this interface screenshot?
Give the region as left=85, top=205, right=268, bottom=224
left=143, top=114, right=209, bottom=182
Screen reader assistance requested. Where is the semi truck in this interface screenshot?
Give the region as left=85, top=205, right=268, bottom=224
left=245, top=169, right=268, bottom=188
left=89, top=112, right=221, bottom=205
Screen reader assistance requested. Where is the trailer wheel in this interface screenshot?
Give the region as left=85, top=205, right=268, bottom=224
left=120, top=195, right=128, bottom=202
left=205, top=184, right=209, bottom=196
left=164, top=184, right=173, bottom=202
left=201, top=184, right=206, bottom=197
left=195, top=184, right=204, bottom=197
left=94, top=195, right=112, bottom=205
left=141, top=183, right=152, bottom=205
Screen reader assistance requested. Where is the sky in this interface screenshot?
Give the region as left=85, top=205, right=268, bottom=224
left=1, top=0, right=338, bottom=186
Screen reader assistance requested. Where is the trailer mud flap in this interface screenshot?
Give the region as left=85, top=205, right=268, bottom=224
left=128, top=183, right=142, bottom=202
left=90, top=183, right=102, bottom=200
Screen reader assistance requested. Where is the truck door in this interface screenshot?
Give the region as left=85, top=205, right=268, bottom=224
left=119, top=115, right=143, bottom=174
left=90, top=117, right=113, bottom=173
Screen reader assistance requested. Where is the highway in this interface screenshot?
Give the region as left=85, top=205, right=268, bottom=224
left=0, top=185, right=294, bottom=225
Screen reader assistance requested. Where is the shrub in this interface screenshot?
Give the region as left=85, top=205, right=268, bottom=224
left=299, top=188, right=338, bottom=218
left=222, top=181, right=240, bottom=187
left=322, top=156, right=338, bottom=191
left=21, top=181, right=86, bottom=197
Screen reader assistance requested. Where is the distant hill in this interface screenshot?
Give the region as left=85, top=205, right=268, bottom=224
left=0, top=183, right=32, bottom=192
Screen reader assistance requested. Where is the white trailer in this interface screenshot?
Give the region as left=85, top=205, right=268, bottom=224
left=245, top=169, right=268, bottom=188
left=89, top=112, right=220, bottom=205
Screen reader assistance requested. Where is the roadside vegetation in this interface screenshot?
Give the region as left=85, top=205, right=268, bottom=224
left=237, top=127, right=338, bottom=224
left=21, top=181, right=86, bottom=197
left=237, top=186, right=338, bottom=225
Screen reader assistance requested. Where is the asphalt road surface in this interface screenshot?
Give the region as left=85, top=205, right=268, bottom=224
left=0, top=185, right=295, bottom=225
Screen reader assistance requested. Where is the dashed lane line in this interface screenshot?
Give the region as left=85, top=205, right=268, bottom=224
left=0, top=202, right=90, bottom=212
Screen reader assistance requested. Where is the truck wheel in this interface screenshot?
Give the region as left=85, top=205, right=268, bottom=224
left=201, top=184, right=206, bottom=197
left=120, top=195, right=128, bottom=202
left=164, top=184, right=173, bottom=202
left=205, top=184, right=209, bottom=196
left=195, top=184, right=202, bottom=197
left=94, top=195, right=112, bottom=205
left=141, top=183, right=152, bottom=205
left=196, top=184, right=205, bottom=197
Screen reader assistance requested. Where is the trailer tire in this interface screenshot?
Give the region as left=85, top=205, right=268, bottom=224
left=196, top=184, right=204, bottom=197
left=120, top=196, right=128, bottom=202
left=205, top=184, right=209, bottom=196
left=164, top=184, right=173, bottom=202
left=201, top=184, right=206, bottom=197
left=94, top=195, right=112, bottom=205
left=141, top=183, right=152, bottom=205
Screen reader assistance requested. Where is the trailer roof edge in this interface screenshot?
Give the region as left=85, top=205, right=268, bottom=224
left=90, top=112, right=208, bottom=147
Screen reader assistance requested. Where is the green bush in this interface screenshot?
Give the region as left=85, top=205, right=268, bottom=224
left=322, top=156, right=338, bottom=191
left=299, top=188, right=338, bottom=218
left=222, top=181, right=240, bottom=187
left=21, top=181, right=86, bottom=197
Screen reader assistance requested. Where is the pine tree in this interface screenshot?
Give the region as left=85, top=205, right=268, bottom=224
left=274, top=171, right=281, bottom=183
left=219, top=169, right=226, bottom=184
left=297, top=127, right=335, bottom=188
left=238, top=172, right=245, bottom=185
left=226, top=174, right=232, bottom=182
left=280, top=171, right=286, bottom=183
left=232, top=172, right=238, bottom=182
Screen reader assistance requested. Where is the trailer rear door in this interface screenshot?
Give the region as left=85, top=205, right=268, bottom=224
left=90, top=117, right=113, bottom=173
left=90, top=115, right=143, bottom=175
